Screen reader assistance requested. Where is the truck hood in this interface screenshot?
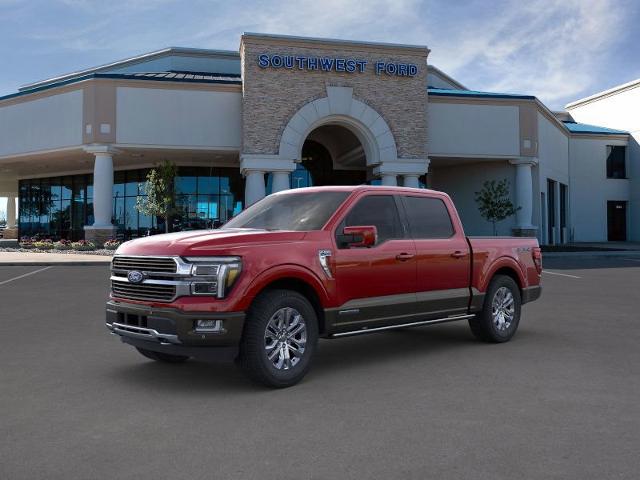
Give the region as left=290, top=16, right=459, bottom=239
left=115, top=229, right=308, bottom=256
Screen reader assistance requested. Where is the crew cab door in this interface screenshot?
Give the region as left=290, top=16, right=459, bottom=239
left=331, top=194, right=417, bottom=330
left=399, top=194, right=471, bottom=317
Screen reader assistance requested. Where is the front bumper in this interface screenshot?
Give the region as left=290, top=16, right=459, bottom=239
left=106, top=300, right=245, bottom=359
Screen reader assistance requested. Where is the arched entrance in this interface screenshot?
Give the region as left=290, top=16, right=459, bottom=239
left=243, top=86, right=428, bottom=205
left=298, top=124, right=369, bottom=187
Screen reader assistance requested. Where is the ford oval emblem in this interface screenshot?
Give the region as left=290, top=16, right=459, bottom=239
left=127, top=270, right=144, bottom=284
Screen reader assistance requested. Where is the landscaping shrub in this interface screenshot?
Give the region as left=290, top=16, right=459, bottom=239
left=70, top=240, right=96, bottom=251
left=54, top=239, right=73, bottom=250
left=103, top=239, right=122, bottom=250
left=33, top=239, right=54, bottom=250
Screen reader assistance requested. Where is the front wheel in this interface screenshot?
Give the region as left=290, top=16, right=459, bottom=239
left=469, top=275, right=522, bottom=343
left=239, top=289, right=318, bottom=388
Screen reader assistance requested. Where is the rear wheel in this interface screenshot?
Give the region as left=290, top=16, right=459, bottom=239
left=469, top=275, right=521, bottom=343
left=135, top=347, right=190, bottom=363
left=239, top=289, right=318, bottom=388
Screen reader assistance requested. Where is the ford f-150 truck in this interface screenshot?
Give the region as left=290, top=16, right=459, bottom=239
left=106, top=186, right=542, bottom=387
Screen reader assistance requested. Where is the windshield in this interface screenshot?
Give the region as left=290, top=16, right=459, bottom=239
left=223, top=191, right=349, bottom=231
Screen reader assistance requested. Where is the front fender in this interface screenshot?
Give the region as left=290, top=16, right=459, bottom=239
left=236, top=264, right=331, bottom=311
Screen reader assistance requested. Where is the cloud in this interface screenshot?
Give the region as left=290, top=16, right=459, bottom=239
left=1, top=0, right=636, bottom=109
left=425, top=0, right=633, bottom=108
left=179, top=0, right=635, bottom=108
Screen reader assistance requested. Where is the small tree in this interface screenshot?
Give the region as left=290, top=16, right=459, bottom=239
left=474, top=179, right=519, bottom=236
left=136, top=160, right=178, bottom=233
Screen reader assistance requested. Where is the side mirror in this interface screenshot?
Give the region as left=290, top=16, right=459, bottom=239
left=337, top=225, right=378, bottom=248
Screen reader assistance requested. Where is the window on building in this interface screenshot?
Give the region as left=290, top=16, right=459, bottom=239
left=18, top=167, right=244, bottom=241
left=173, top=167, right=244, bottom=232
left=606, top=146, right=626, bottom=179
left=401, top=196, right=454, bottom=238
left=18, top=174, right=93, bottom=241
left=343, top=195, right=403, bottom=244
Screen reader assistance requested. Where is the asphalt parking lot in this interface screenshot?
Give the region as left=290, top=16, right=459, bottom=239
left=1, top=257, right=639, bottom=479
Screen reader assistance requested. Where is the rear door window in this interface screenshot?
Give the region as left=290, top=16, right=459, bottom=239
left=401, top=196, right=454, bottom=239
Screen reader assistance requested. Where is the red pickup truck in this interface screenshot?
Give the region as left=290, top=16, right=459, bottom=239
left=107, top=186, right=542, bottom=387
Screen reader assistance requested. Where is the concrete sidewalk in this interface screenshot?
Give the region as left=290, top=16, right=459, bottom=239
left=0, top=251, right=112, bottom=266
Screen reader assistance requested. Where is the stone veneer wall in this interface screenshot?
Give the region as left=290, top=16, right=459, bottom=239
left=240, top=36, right=429, bottom=160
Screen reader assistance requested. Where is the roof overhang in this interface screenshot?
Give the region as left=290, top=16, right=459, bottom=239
left=565, top=78, right=640, bottom=109
left=19, top=47, right=240, bottom=93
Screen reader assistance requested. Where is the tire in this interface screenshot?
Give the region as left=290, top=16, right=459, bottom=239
left=135, top=347, right=190, bottom=363
left=239, top=289, right=319, bottom=388
left=468, top=275, right=522, bottom=343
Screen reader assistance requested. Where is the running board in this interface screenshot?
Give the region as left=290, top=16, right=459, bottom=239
left=329, top=314, right=475, bottom=338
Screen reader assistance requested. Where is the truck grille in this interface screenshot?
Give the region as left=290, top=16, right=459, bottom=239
left=112, top=256, right=177, bottom=273
left=111, top=280, right=176, bottom=302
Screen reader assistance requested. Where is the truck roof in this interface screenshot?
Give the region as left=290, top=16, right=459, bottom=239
left=273, top=185, right=443, bottom=195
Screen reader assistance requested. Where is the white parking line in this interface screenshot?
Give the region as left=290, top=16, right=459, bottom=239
left=542, top=270, right=581, bottom=279
left=0, top=266, right=52, bottom=286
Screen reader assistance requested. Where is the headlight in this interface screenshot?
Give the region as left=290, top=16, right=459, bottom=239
left=184, top=256, right=242, bottom=298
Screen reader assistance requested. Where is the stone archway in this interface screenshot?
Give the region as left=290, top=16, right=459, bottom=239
left=240, top=85, right=429, bottom=205
left=278, top=86, right=398, bottom=167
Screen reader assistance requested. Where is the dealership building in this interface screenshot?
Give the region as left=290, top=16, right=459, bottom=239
left=0, top=33, right=637, bottom=244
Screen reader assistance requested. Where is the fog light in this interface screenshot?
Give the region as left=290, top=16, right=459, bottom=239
left=195, top=319, right=225, bottom=333
left=191, top=282, right=218, bottom=295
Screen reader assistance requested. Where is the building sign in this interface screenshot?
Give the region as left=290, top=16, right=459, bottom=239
left=257, top=53, right=418, bottom=77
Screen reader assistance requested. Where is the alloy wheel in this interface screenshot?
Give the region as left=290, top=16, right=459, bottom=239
left=264, top=307, right=308, bottom=370
left=492, top=286, right=515, bottom=332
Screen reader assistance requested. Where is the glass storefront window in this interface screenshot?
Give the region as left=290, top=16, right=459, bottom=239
left=61, top=178, right=73, bottom=200
left=113, top=171, right=126, bottom=199
left=125, top=171, right=139, bottom=197
left=18, top=166, right=245, bottom=240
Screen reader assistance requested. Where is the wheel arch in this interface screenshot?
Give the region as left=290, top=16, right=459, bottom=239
left=242, top=266, right=330, bottom=335
left=482, top=257, right=526, bottom=295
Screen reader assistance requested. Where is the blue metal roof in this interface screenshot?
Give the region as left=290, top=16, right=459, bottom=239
left=427, top=87, right=536, bottom=100
left=562, top=121, right=628, bottom=135
left=0, top=71, right=242, bottom=102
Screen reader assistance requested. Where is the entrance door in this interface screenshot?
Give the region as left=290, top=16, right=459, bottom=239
left=547, top=179, right=556, bottom=244
left=332, top=194, right=417, bottom=330
left=607, top=201, right=627, bottom=241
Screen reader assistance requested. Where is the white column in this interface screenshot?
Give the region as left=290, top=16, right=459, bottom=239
left=374, top=159, right=429, bottom=189
left=509, top=158, right=537, bottom=229
left=244, top=170, right=266, bottom=206
left=92, top=152, right=115, bottom=227
left=271, top=171, right=290, bottom=193
left=402, top=174, right=420, bottom=188
left=381, top=174, right=397, bottom=186
left=6, top=195, right=16, bottom=229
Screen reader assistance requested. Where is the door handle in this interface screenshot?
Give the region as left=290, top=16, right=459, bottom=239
left=451, top=251, right=468, bottom=258
left=396, top=253, right=415, bottom=261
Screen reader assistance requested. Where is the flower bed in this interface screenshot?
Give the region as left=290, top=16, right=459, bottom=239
left=70, top=240, right=97, bottom=251
left=103, top=239, right=122, bottom=250
left=3, top=236, right=114, bottom=255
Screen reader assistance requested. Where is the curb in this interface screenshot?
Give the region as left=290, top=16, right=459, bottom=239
left=543, top=251, right=640, bottom=258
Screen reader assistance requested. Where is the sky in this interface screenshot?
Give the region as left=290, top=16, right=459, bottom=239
left=0, top=0, right=639, bottom=215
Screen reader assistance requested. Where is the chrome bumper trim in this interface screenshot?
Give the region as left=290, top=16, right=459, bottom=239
left=106, top=322, right=181, bottom=345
